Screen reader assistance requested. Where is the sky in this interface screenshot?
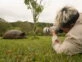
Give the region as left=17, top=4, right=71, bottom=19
left=0, top=0, right=82, bottom=23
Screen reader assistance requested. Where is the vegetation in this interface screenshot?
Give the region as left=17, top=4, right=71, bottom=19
left=24, top=0, right=44, bottom=35
left=0, top=0, right=81, bottom=62
left=0, top=36, right=82, bottom=62
left=0, top=18, right=12, bottom=36
left=0, top=18, right=53, bottom=37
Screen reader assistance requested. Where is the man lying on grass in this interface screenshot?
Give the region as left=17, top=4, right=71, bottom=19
left=51, top=6, right=82, bottom=55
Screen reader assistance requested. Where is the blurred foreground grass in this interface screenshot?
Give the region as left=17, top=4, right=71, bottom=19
left=0, top=36, right=82, bottom=62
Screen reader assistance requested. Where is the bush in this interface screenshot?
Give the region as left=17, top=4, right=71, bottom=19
left=0, top=20, right=12, bottom=36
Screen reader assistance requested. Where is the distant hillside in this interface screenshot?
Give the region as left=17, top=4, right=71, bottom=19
left=0, top=18, right=53, bottom=36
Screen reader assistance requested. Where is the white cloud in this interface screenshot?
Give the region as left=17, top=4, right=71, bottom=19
left=0, top=0, right=82, bottom=23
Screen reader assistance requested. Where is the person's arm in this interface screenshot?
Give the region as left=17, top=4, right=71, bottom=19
left=51, top=31, right=81, bottom=55
left=51, top=32, right=63, bottom=54
left=52, top=32, right=59, bottom=45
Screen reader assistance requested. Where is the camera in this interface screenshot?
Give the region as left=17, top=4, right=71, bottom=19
left=43, top=26, right=63, bottom=34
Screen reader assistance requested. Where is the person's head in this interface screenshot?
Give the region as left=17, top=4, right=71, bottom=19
left=55, top=6, right=79, bottom=33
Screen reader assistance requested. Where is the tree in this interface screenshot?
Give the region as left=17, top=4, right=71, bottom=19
left=24, top=0, right=44, bottom=36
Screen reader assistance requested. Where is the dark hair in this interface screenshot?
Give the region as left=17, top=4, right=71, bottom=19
left=56, top=6, right=80, bottom=28
left=61, top=9, right=79, bottom=28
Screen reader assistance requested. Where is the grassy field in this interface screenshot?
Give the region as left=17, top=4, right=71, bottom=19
left=0, top=36, right=82, bottom=62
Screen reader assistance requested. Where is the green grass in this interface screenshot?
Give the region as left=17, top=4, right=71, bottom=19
left=0, top=36, right=82, bottom=62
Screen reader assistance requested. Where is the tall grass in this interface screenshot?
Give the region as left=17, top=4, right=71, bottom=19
left=0, top=36, right=82, bottom=62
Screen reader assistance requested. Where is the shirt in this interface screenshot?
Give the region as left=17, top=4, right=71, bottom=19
left=52, top=14, right=82, bottom=55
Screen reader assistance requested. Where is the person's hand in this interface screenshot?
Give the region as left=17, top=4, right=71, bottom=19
left=50, top=27, right=57, bottom=36
left=50, top=30, right=56, bottom=36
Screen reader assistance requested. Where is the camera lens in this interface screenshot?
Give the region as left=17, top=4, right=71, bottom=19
left=56, top=28, right=63, bottom=33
